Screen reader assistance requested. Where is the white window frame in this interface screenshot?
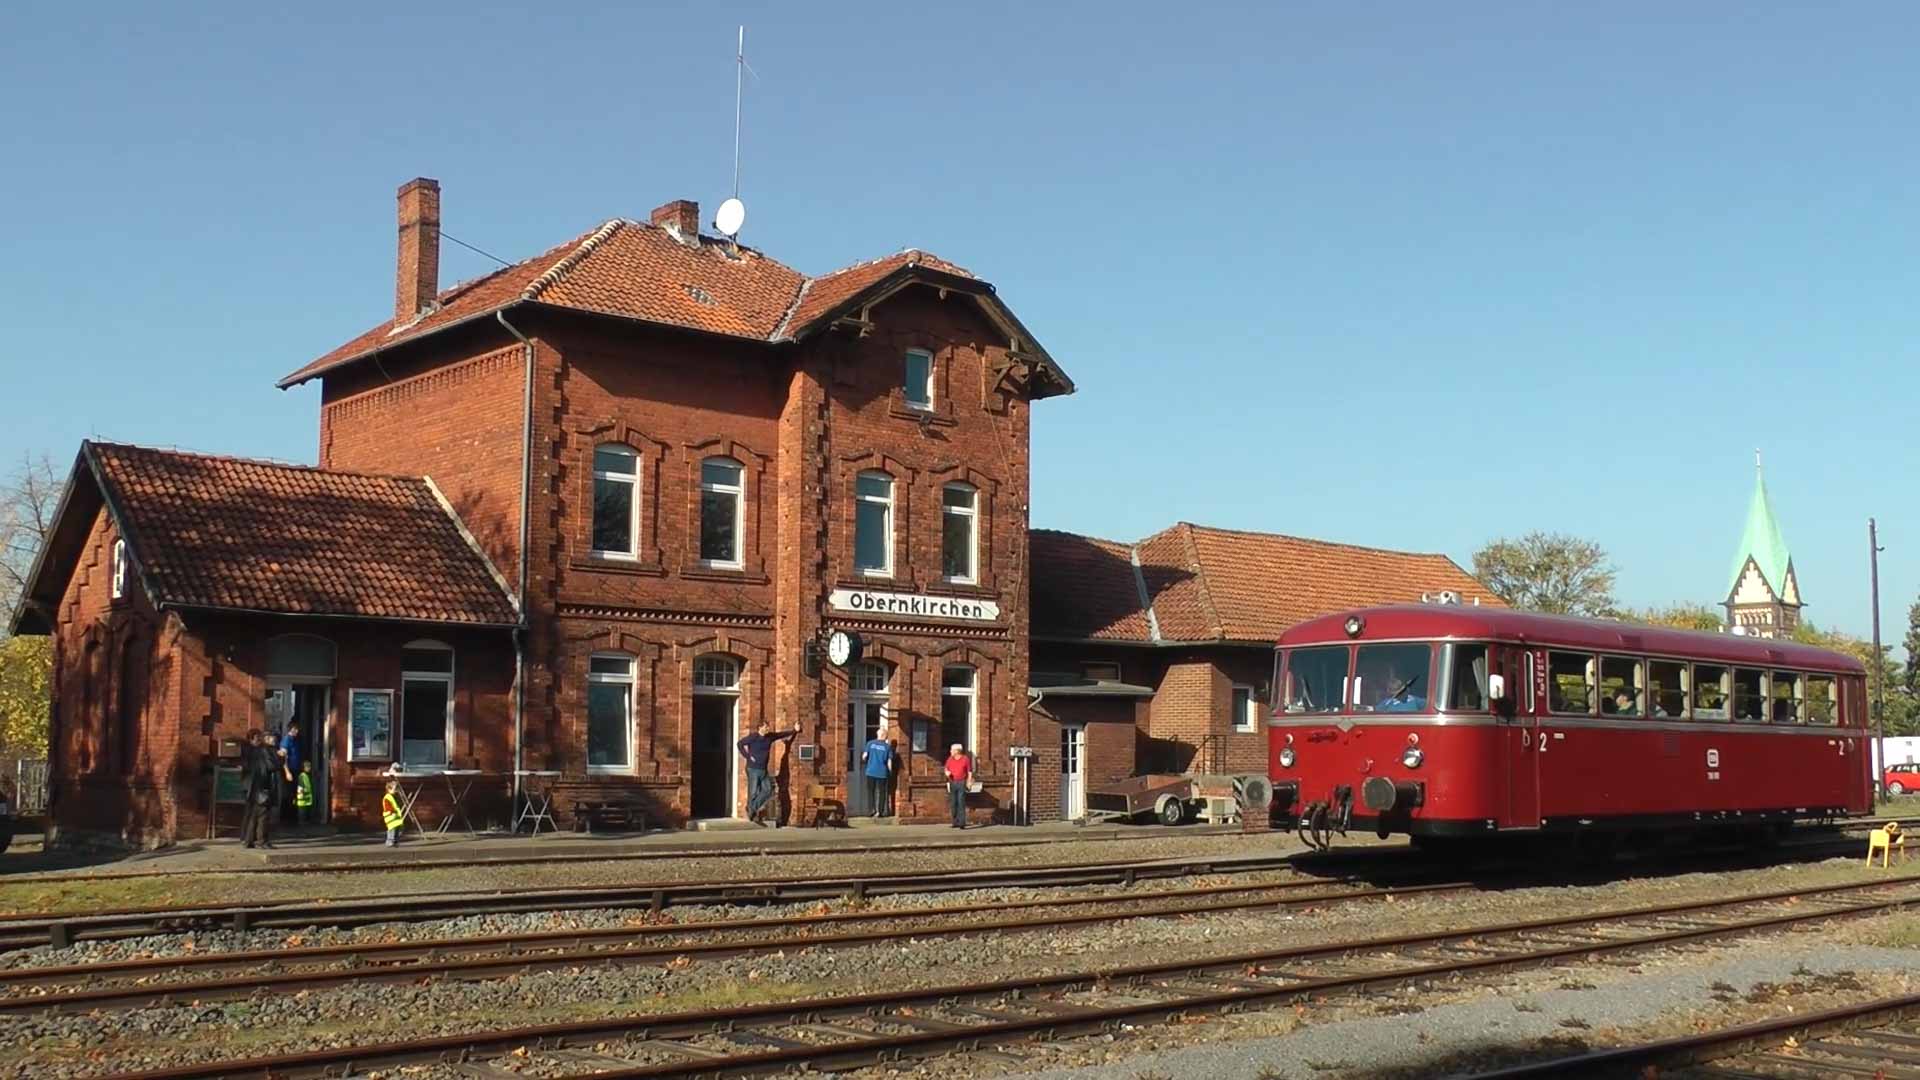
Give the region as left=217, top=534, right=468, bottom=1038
left=854, top=471, right=894, bottom=578
left=941, top=664, right=978, bottom=752
left=591, top=444, right=640, bottom=560
left=1231, top=684, right=1259, bottom=733
left=698, top=457, right=745, bottom=569
left=586, top=653, right=637, bottom=775
left=400, top=639, right=455, bottom=768
left=903, top=348, right=934, bottom=411
left=940, top=483, right=978, bottom=585
left=110, top=539, right=127, bottom=600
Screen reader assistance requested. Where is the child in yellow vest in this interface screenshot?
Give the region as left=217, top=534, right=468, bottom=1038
left=381, top=779, right=405, bottom=847
left=295, top=762, right=315, bottom=826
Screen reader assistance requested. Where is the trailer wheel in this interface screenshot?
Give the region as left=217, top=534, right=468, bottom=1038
left=1892, top=782, right=1907, bottom=796
left=1155, top=796, right=1186, bottom=826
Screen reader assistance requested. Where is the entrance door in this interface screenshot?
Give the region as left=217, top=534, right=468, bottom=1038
left=691, top=695, right=737, bottom=819
left=846, top=699, right=886, bottom=816
left=1061, top=723, right=1087, bottom=820
left=1502, top=647, right=1542, bottom=828
left=267, top=679, right=332, bottom=825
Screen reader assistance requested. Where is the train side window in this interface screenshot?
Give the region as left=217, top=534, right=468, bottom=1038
left=1284, top=646, right=1350, bottom=714
left=1547, top=652, right=1595, bottom=715
left=1770, top=671, right=1802, bottom=723
left=1354, top=643, right=1433, bottom=712
left=1443, top=644, right=1489, bottom=711
left=1648, top=660, right=1687, bottom=718
left=1692, top=664, right=1730, bottom=719
left=1804, top=675, right=1837, bottom=725
left=1731, top=668, right=1766, bottom=722
left=1598, top=657, right=1644, bottom=717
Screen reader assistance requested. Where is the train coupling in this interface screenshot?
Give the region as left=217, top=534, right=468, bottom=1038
left=1297, top=786, right=1354, bottom=851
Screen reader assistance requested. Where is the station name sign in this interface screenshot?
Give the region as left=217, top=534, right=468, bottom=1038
left=829, top=588, right=1001, bottom=623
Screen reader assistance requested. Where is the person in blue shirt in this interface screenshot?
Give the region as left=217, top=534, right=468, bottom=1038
left=736, top=722, right=798, bottom=826
left=860, top=729, right=896, bottom=818
left=277, top=722, right=303, bottom=826
left=1374, top=665, right=1427, bottom=712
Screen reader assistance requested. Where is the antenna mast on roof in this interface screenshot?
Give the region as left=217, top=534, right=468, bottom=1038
left=715, top=26, right=750, bottom=244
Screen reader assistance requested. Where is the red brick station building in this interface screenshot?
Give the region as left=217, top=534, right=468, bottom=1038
left=10, top=181, right=1496, bottom=846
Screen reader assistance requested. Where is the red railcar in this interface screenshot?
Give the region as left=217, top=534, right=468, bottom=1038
left=1268, top=606, right=1870, bottom=846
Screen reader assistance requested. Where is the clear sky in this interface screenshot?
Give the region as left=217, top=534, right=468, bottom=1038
left=2, top=2, right=1913, bottom=641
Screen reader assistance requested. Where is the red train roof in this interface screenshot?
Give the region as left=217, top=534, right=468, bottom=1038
left=1277, top=605, right=1866, bottom=674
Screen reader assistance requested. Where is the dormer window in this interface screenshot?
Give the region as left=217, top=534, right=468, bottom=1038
left=903, top=349, right=934, bottom=410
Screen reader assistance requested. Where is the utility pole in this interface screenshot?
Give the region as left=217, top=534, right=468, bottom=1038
left=1871, top=518, right=1885, bottom=803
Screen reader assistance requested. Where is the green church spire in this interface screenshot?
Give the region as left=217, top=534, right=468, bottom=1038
left=1728, top=450, right=1792, bottom=598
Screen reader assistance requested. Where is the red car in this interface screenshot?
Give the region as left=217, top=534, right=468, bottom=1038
left=1886, top=765, right=1920, bottom=796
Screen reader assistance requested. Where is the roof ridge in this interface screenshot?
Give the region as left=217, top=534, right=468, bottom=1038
left=84, top=440, right=431, bottom=488
left=1127, top=543, right=1163, bottom=643
left=769, top=275, right=813, bottom=342
left=522, top=218, right=627, bottom=302
left=1175, top=520, right=1460, bottom=560
left=1030, top=526, right=1133, bottom=547
left=1173, top=522, right=1226, bottom=638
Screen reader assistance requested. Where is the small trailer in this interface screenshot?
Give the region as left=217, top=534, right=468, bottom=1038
left=1085, top=773, right=1274, bottom=826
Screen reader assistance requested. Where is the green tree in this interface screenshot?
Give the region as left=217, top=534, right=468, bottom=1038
left=0, top=636, right=49, bottom=756
left=1471, top=532, right=1617, bottom=617
left=1611, top=603, right=1724, bottom=631
left=1793, top=621, right=1920, bottom=737
left=1903, top=599, right=1920, bottom=697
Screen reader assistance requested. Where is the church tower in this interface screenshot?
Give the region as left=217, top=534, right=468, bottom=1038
left=1724, top=452, right=1802, bottom=637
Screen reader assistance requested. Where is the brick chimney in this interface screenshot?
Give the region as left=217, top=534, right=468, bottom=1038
left=650, top=199, right=700, bottom=242
left=396, top=177, right=441, bottom=323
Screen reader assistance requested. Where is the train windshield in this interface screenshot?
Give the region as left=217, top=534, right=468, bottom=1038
left=1283, top=647, right=1349, bottom=714
left=1355, top=643, right=1432, bottom=712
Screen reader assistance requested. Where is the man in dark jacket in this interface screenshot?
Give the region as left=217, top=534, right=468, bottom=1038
left=240, top=731, right=281, bottom=848
left=736, top=722, right=798, bottom=825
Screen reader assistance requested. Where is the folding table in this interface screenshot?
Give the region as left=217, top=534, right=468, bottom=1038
left=435, top=769, right=485, bottom=836
left=513, top=770, right=561, bottom=836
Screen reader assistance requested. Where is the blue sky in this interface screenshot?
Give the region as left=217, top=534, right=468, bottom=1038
left=1, top=2, right=1913, bottom=640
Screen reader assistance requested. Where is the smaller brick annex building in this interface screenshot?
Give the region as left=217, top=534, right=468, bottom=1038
left=1025, top=524, right=1499, bottom=822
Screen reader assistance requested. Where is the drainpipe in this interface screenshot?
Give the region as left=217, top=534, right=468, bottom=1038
left=497, top=308, right=535, bottom=806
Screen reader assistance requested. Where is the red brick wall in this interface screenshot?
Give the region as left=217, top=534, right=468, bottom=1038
left=1029, top=698, right=1140, bottom=821
left=1036, top=642, right=1275, bottom=779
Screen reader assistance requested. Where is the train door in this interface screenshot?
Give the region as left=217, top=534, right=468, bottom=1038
left=1500, top=647, right=1542, bottom=829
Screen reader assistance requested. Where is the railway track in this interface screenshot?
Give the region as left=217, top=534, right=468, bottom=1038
left=0, top=874, right=1467, bottom=1013
left=103, top=870, right=1920, bottom=1080
left=1461, top=991, right=1920, bottom=1078
left=0, top=851, right=1306, bottom=949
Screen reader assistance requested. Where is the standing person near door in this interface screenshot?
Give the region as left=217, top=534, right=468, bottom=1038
left=736, top=721, right=798, bottom=825
left=241, top=731, right=280, bottom=849
left=860, top=727, right=895, bottom=819
left=277, top=722, right=303, bottom=826
left=944, top=744, right=974, bottom=829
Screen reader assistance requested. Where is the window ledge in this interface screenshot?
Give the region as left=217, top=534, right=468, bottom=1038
left=888, top=393, right=957, bottom=425
left=571, top=558, right=666, bottom=578
left=682, top=566, right=770, bottom=585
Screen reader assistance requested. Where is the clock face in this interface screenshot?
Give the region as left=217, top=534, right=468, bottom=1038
left=827, top=631, right=853, bottom=666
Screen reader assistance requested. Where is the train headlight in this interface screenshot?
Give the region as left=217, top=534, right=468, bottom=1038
left=1279, top=747, right=1297, bottom=769
left=1401, top=746, right=1425, bottom=769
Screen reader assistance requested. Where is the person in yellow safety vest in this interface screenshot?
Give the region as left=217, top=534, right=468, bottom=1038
left=381, top=778, right=405, bottom=847
left=294, top=761, right=315, bottom=827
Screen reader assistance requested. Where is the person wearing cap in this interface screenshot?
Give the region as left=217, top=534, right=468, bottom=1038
left=943, top=743, right=974, bottom=829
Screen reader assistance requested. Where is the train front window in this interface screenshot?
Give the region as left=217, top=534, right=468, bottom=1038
left=1599, top=657, right=1644, bottom=717
left=1693, top=664, right=1730, bottom=719
left=1442, top=644, right=1488, bottom=711
left=1805, top=675, right=1837, bottom=725
left=1648, top=660, right=1687, bottom=718
left=1732, top=668, right=1766, bottom=721
left=1355, top=643, right=1432, bottom=712
left=1284, top=647, right=1349, bottom=714
left=1547, top=652, right=1595, bottom=715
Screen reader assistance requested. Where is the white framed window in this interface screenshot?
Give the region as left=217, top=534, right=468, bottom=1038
left=941, top=483, right=978, bottom=584
left=850, top=660, right=891, bottom=694
left=941, top=664, right=978, bottom=752
left=400, top=640, right=455, bottom=767
left=591, top=444, right=639, bottom=558
left=699, top=457, right=745, bottom=568
left=110, top=539, right=127, bottom=600
left=1231, top=684, right=1259, bottom=733
left=854, top=471, right=894, bottom=576
left=693, top=654, right=742, bottom=691
left=586, top=653, right=635, bottom=773
left=903, top=348, right=934, bottom=410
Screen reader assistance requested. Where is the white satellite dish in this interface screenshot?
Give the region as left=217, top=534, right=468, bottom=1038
left=715, top=197, right=746, bottom=237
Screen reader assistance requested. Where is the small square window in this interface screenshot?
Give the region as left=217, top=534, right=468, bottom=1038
left=1232, top=685, right=1259, bottom=733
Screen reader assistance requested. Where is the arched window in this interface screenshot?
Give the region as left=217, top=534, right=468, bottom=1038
left=940, top=483, right=977, bottom=584
left=591, top=444, right=640, bottom=558
left=941, top=664, right=977, bottom=753
left=699, top=457, right=745, bottom=567
left=854, top=471, right=894, bottom=576
left=110, top=539, right=128, bottom=601
left=587, top=653, right=635, bottom=773
left=400, top=640, right=455, bottom=767
left=694, top=654, right=742, bottom=691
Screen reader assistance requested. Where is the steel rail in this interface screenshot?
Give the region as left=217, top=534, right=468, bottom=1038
left=103, top=872, right=1920, bottom=1080
left=0, top=877, right=1470, bottom=1013
left=1458, top=991, right=1920, bottom=1078
left=0, top=852, right=1304, bottom=949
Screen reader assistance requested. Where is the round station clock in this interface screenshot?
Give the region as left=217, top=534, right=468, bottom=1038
left=826, top=629, right=863, bottom=667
